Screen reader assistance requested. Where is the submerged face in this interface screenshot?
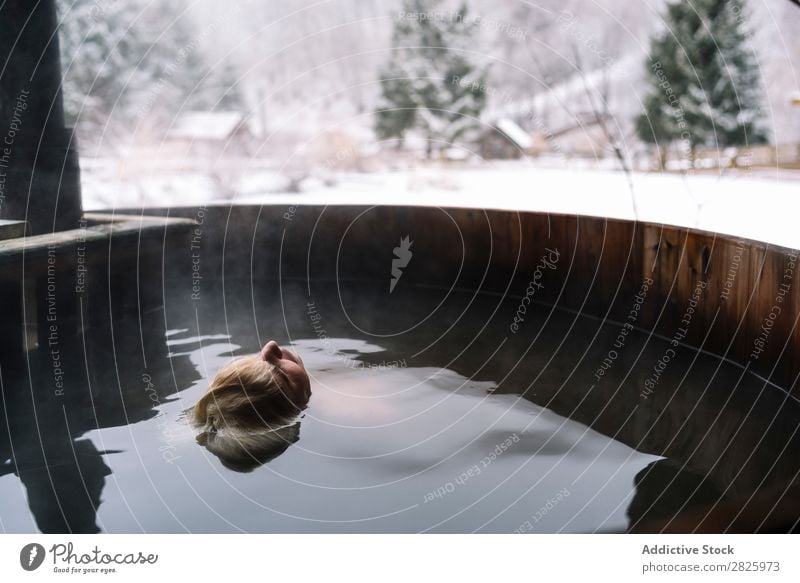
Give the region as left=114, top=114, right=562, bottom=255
left=259, top=340, right=311, bottom=409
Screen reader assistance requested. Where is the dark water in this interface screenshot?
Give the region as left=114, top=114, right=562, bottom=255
left=1, top=280, right=798, bottom=533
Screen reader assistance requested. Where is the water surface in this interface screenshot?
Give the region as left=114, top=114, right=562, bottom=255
left=1, top=282, right=796, bottom=533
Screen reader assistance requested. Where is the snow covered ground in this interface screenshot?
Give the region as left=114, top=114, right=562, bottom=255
left=82, top=160, right=800, bottom=250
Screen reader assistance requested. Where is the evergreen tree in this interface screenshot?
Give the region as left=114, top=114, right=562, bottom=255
left=57, top=0, right=243, bottom=145
left=374, top=0, right=488, bottom=157
left=57, top=0, right=155, bottom=132
left=635, top=0, right=767, bottom=164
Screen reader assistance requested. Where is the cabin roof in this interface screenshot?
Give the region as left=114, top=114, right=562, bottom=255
left=495, top=118, right=533, bottom=149
left=167, top=111, right=247, bottom=141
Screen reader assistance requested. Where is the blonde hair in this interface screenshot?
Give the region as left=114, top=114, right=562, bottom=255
left=196, top=422, right=300, bottom=473
left=192, top=355, right=305, bottom=472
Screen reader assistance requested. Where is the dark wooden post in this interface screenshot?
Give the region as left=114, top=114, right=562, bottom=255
left=0, top=0, right=82, bottom=234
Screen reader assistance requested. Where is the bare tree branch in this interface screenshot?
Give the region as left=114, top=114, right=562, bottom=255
left=570, top=40, right=639, bottom=221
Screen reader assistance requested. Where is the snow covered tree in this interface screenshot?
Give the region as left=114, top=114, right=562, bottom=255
left=57, top=0, right=243, bottom=146
left=57, top=0, right=155, bottom=134
left=635, top=0, right=767, bottom=164
left=374, top=0, right=488, bottom=157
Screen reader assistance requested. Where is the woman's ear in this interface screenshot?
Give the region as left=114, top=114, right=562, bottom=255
left=197, top=414, right=219, bottom=445
left=207, top=414, right=218, bottom=432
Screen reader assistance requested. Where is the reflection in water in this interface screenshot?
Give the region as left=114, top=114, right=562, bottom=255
left=0, top=281, right=798, bottom=532
left=0, top=311, right=198, bottom=533
left=0, top=353, right=115, bottom=534
left=626, top=459, right=725, bottom=532
left=247, top=337, right=662, bottom=533
left=15, top=439, right=112, bottom=534
left=196, top=421, right=301, bottom=473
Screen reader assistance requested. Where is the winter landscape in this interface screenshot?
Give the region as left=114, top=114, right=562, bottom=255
left=3, top=0, right=800, bottom=552
left=58, top=0, right=800, bottom=241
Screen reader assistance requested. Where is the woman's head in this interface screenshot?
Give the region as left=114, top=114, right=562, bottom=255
left=192, top=341, right=311, bottom=472
left=195, top=421, right=301, bottom=472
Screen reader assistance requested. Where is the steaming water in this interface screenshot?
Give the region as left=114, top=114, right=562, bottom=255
left=124, top=339, right=660, bottom=533
left=1, top=282, right=795, bottom=533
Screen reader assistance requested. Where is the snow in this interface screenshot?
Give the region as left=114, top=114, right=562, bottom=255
left=237, top=171, right=293, bottom=195
left=496, top=118, right=533, bottom=149
left=233, top=164, right=799, bottom=251
left=486, top=56, right=641, bottom=123
left=82, top=160, right=800, bottom=251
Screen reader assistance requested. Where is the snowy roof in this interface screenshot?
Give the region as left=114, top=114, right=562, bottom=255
left=167, top=111, right=247, bottom=141
left=495, top=118, right=533, bottom=149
